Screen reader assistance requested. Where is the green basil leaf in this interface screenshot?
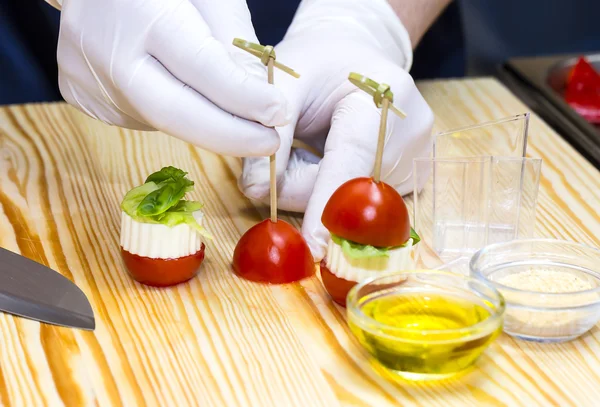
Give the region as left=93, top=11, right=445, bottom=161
left=136, top=179, right=189, bottom=216
left=410, top=227, right=421, bottom=245
left=145, top=166, right=188, bottom=184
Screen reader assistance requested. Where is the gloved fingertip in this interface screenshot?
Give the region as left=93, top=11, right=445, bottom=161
left=303, top=225, right=328, bottom=263
left=255, top=88, right=290, bottom=128
left=239, top=157, right=271, bottom=201
left=239, top=181, right=270, bottom=202
left=285, top=107, right=293, bottom=125
left=264, top=140, right=282, bottom=157
left=245, top=129, right=281, bottom=157
left=307, top=237, right=326, bottom=263
left=232, top=52, right=269, bottom=80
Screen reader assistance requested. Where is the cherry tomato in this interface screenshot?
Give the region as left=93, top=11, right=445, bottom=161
left=321, top=260, right=403, bottom=306
left=121, top=244, right=205, bottom=287
left=321, top=177, right=410, bottom=247
left=320, top=260, right=357, bottom=307
left=233, top=219, right=315, bottom=284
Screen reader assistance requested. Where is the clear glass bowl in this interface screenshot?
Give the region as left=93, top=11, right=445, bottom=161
left=470, top=239, right=600, bottom=342
left=346, top=271, right=505, bottom=381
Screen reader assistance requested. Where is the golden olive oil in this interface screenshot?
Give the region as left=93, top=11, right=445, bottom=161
left=349, top=292, right=501, bottom=380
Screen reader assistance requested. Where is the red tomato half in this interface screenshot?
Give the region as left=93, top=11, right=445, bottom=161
left=321, top=177, right=410, bottom=247
left=121, top=244, right=205, bottom=287
left=233, top=219, right=315, bottom=284
left=321, top=260, right=403, bottom=307
left=320, top=260, right=357, bottom=307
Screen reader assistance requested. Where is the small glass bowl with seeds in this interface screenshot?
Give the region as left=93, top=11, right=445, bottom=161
left=470, top=239, right=600, bottom=343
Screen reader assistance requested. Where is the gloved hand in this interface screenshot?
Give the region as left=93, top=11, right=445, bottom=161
left=50, top=0, right=288, bottom=157
left=239, top=0, right=435, bottom=261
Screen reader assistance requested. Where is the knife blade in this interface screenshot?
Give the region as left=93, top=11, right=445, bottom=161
left=0, top=247, right=95, bottom=330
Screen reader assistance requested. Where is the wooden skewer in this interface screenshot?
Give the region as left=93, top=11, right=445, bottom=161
left=232, top=38, right=300, bottom=223
left=232, top=39, right=300, bottom=78
left=268, top=57, right=274, bottom=84
left=268, top=58, right=277, bottom=223
left=373, top=98, right=390, bottom=183
left=389, top=104, right=407, bottom=119
left=291, top=140, right=323, bottom=159
left=347, top=73, right=407, bottom=183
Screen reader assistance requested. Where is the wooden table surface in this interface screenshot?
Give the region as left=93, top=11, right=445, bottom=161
left=0, top=78, right=599, bottom=407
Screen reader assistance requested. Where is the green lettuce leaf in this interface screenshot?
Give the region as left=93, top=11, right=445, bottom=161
left=331, top=234, right=391, bottom=259
left=169, top=200, right=203, bottom=212
left=331, top=229, right=419, bottom=260
left=155, top=200, right=212, bottom=240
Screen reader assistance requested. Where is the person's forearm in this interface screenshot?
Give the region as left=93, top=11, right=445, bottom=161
left=387, top=0, right=453, bottom=48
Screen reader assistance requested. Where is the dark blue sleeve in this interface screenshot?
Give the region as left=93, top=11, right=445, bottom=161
left=0, top=0, right=62, bottom=106
left=245, top=0, right=464, bottom=79
left=412, top=2, right=465, bottom=79
left=0, top=0, right=299, bottom=107
left=246, top=0, right=300, bottom=46
left=3, top=0, right=599, bottom=107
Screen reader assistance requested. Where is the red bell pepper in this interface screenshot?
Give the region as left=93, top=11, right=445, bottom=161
left=564, top=57, right=600, bottom=124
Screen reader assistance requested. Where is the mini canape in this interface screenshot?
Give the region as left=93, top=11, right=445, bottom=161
left=120, top=166, right=211, bottom=287
left=320, top=177, right=419, bottom=306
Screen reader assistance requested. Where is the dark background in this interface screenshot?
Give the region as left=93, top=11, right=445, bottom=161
left=2, top=0, right=600, bottom=107
left=0, top=0, right=61, bottom=105
left=0, top=0, right=465, bottom=107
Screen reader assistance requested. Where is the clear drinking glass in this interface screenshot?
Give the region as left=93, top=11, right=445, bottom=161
left=434, top=113, right=530, bottom=159
left=412, top=156, right=542, bottom=273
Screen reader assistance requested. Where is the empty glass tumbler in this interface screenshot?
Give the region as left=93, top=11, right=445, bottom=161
left=413, top=156, right=542, bottom=272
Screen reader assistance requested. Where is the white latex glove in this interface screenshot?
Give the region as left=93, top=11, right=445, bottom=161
left=239, top=0, right=435, bottom=261
left=49, top=0, right=289, bottom=157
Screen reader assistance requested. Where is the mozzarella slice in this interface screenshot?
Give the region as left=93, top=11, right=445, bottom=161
left=120, top=211, right=204, bottom=259
left=325, top=237, right=414, bottom=283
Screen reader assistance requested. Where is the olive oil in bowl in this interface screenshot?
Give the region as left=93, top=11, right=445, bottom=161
left=347, top=271, right=505, bottom=381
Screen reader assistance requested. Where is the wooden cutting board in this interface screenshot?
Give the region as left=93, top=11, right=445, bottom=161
left=0, top=78, right=599, bottom=407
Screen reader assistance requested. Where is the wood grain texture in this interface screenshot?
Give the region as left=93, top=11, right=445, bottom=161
left=0, top=78, right=599, bottom=407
